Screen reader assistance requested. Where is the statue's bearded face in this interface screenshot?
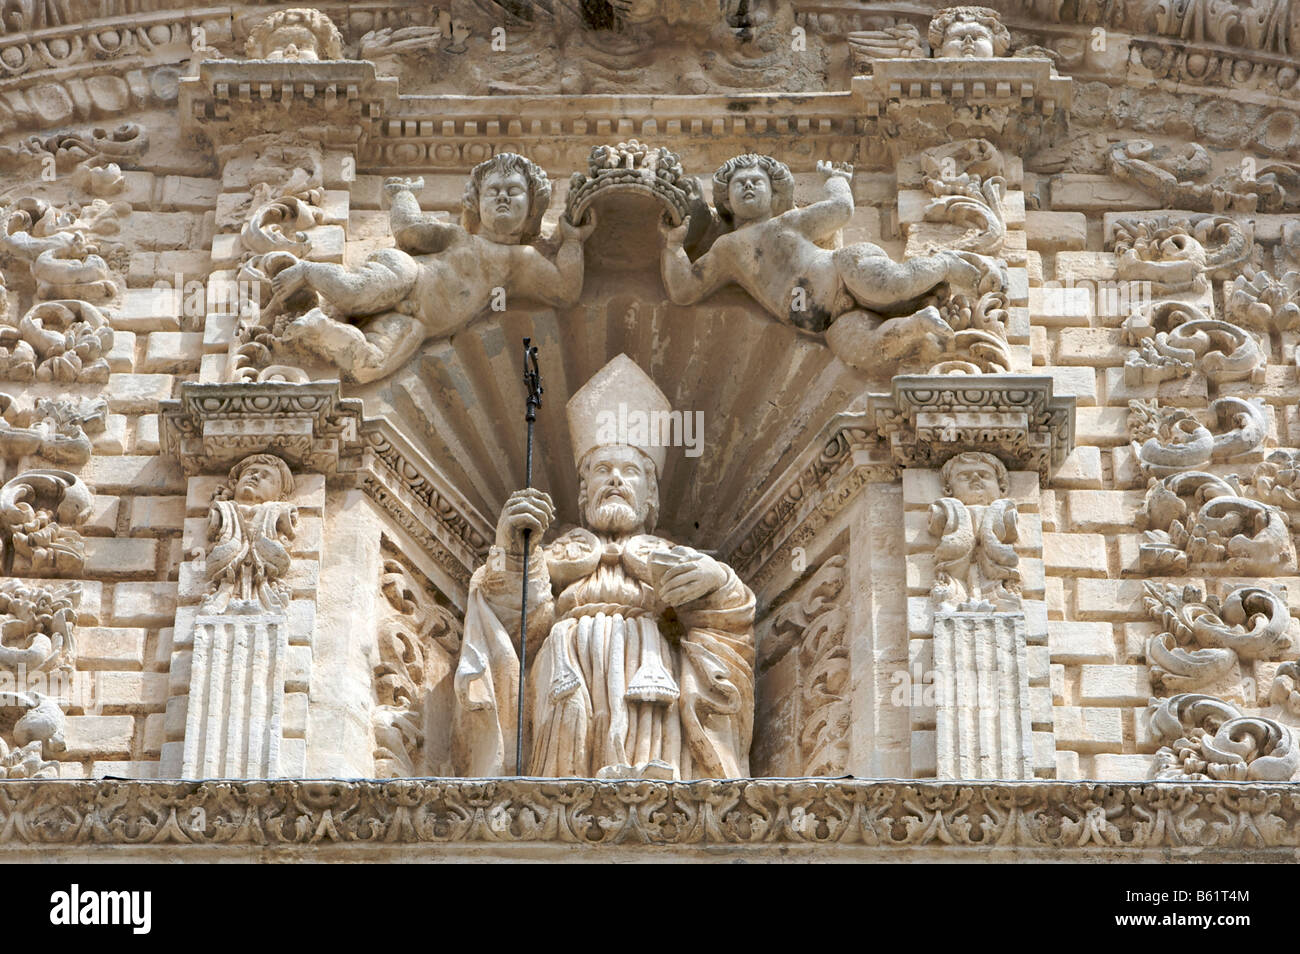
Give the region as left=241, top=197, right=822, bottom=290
left=728, top=167, right=773, bottom=223
left=940, top=20, right=995, bottom=57
left=478, top=169, right=530, bottom=240
left=947, top=459, right=1001, bottom=506
left=234, top=462, right=284, bottom=504
left=583, top=446, right=653, bottom=535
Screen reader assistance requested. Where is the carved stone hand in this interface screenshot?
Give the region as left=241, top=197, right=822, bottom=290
left=818, top=159, right=853, bottom=183
left=655, top=548, right=727, bottom=606
left=495, top=487, right=555, bottom=554
left=558, top=208, right=598, bottom=243
left=383, top=176, right=425, bottom=197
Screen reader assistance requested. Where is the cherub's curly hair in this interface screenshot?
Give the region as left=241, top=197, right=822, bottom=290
left=941, top=451, right=1008, bottom=497
left=927, top=6, right=1011, bottom=55
left=220, top=453, right=295, bottom=501
left=245, top=8, right=344, bottom=59
left=461, top=153, right=551, bottom=244
left=711, top=154, right=795, bottom=228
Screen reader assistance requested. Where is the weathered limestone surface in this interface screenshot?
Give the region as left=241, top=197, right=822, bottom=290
left=0, top=0, right=1296, bottom=860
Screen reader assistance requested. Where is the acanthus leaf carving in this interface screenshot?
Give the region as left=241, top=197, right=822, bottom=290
left=1148, top=693, right=1299, bottom=782
left=1128, top=396, right=1268, bottom=476
left=764, top=555, right=849, bottom=777
left=1121, top=301, right=1265, bottom=386
left=373, top=558, right=462, bottom=778
left=928, top=452, right=1022, bottom=613
left=0, top=469, right=91, bottom=577
left=1142, top=582, right=1293, bottom=693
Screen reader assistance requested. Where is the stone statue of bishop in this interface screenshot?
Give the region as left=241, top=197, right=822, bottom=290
left=453, top=354, right=756, bottom=779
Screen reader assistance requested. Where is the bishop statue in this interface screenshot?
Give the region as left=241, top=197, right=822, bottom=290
left=453, top=355, right=756, bottom=779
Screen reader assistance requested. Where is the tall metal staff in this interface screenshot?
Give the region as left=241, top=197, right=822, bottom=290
left=516, top=337, right=543, bottom=776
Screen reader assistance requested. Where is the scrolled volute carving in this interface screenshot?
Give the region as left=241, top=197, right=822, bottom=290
left=1112, top=214, right=1250, bottom=295
left=1148, top=693, right=1299, bottom=782
left=1109, top=140, right=1300, bottom=214
left=1142, top=582, right=1293, bottom=693
left=0, top=393, right=106, bottom=466
left=1138, top=469, right=1293, bottom=575
left=1128, top=397, right=1268, bottom=477
left=1121, top=301, right=1265, bottom=386
left=0, top=469, right=92, bottom=577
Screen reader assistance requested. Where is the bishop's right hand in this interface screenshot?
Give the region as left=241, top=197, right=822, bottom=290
left=495, top=488, right=555, bottom=554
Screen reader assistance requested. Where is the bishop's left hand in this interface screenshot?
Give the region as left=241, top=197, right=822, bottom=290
left=656, top=548, right=727, bottom=607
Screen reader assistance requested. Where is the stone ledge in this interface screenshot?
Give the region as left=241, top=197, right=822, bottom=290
left=0, top=778, right=1297, bottom=859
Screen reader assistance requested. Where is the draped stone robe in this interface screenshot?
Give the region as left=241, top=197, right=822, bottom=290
left=453, top=527, right=755, bottom=779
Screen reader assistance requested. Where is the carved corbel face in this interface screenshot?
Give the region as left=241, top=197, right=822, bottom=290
left=477, top=170, right=531, bottom=242
left=939, top=19, right=996, bottom=58
left=233, top=462, right=286, bottom=504
left=946, top=458, right=1002, bottom=506
left=727, top=167, right=774, bottom=224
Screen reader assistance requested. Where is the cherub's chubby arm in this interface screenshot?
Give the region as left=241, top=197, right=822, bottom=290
left=385, top=176, right=465, bottom=254
left=659, top=214, right=730, bottom=305
left=507, top=211, right=597, bottom=307
left=782, top=160, right=854, bottom=242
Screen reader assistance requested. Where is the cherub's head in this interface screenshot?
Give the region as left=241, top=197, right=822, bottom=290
left=462, top=153, right=551, bottom=245
left=712, top=154, right=795, bottom=228
left=245, top=8, right=344, bottom=61
left=941, top=452, right=1008, bottom=506
left=225, top=453, right=294, bottom=505
left=577, top=444, right=659, bottom=536
left=928, top=6, right=1010, bottom=58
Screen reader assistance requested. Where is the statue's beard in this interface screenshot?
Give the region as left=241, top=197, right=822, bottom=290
left=587, top=499, right=645, bottom=536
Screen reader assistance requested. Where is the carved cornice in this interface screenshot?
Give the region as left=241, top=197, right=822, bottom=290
left=159, top=381, right=366, bottom=475
left=1, top=777, right=1299, bottom=857
left=159, top=382, right=491, bottom=591
left=179, top=59, right=400, bottom=148
left=357, top=420, right=491, bottom=591
left=721, top=413, right=894, bottom=594
left=851, top=58, right=1072, bottom=155
left=866, top=374, right=1076, bottom=480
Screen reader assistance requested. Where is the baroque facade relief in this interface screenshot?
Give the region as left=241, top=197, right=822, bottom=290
left=0, top=0, right=1294, bottom=863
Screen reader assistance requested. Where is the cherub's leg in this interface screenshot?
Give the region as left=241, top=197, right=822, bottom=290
left=271, top=249, right=418, bottom=317
left=825, top=306, right=953, bottom=373
left=385, top=177, right=452, bottom=253
left=833, top=244, right=956, bottom=310
left=280, top=309, right=425, bottom=384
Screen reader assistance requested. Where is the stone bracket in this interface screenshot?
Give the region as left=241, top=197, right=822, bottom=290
left=866, top=374, right=1076, bottom=480
left=160, top=381, right=366, bottom=476
left=852, top=58, right=1072, bottom=155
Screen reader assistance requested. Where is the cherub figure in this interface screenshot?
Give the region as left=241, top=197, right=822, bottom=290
left=659, top=154, right=1000, bottom=373
left=269, top=153, right=596, bottom=384
left=927, top=6, right=1011, bottom=58
left=928, top=452, right=1021, bottom=613
left=203, top=454, right=298, bottom=614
